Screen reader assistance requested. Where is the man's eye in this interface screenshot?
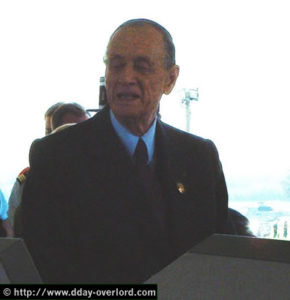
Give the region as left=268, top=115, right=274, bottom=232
left=135, top=63, right=151, bottom=73
left=109, top=61, right=125, bottom=70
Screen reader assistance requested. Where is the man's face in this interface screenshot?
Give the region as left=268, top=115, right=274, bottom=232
left=105, top=25, right=179, bottom=131
left=45, top=116, right=52, bottom=135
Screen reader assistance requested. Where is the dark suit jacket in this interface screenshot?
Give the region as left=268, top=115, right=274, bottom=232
left=16, top=107, right=228, bottom=283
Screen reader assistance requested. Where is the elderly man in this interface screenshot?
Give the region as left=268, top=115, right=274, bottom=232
left=16, top=19, right=228, bottom=283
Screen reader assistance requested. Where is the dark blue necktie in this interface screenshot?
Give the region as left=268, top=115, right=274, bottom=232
left=134, top=138, right=166, bottom=224
left=134, top=138, right=148, bottom=172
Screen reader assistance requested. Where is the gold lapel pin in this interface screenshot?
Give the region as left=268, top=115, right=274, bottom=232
left=176, top=182, right=186, bottom=194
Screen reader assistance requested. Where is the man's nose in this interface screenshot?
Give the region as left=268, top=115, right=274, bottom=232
left=119, top=63, right=137, bottom=84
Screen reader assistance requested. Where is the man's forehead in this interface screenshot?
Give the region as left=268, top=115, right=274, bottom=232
left=107, top=24, right=165, bottom=56
left=106, top=53, right=153, bottom=64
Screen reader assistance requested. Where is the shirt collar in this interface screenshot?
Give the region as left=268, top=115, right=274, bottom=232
left=110, top=110, right=156, bottom=163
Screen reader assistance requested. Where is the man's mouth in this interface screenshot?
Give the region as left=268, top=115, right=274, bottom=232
left=117, top=93, right=140, bottom=100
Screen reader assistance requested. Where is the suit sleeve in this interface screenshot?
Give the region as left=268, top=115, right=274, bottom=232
left=15, top=139, right=78, bottom=283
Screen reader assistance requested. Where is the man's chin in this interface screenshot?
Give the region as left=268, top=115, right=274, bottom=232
left=110, top=104, right=140, bottom=120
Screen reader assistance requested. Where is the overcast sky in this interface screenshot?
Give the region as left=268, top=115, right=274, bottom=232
left=0, top=0, right=289, bottom=200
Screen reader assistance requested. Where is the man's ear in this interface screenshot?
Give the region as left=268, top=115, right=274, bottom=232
left=164, top=65, right=180, bottom=95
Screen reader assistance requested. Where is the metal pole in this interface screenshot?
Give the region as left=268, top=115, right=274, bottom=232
left=186, top=99, right=191, bottom=132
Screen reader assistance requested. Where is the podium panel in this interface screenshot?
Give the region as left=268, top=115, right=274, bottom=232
left=0, top=238, right=42, bottom=283
left=146, top=234, right=290, bottom=300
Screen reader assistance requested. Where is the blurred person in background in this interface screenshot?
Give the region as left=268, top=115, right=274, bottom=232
left=50, top=102, right=89, bottom=131
left=45, top=102, right=65, bottom=135
left=8, top=102, right=89, bottom=234
left=0, top=189, right=13, bottom=237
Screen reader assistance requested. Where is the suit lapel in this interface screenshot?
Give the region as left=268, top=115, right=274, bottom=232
left=155, top=121, right=211, bottom=252
left=155, top=120, right=188, bottom=204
